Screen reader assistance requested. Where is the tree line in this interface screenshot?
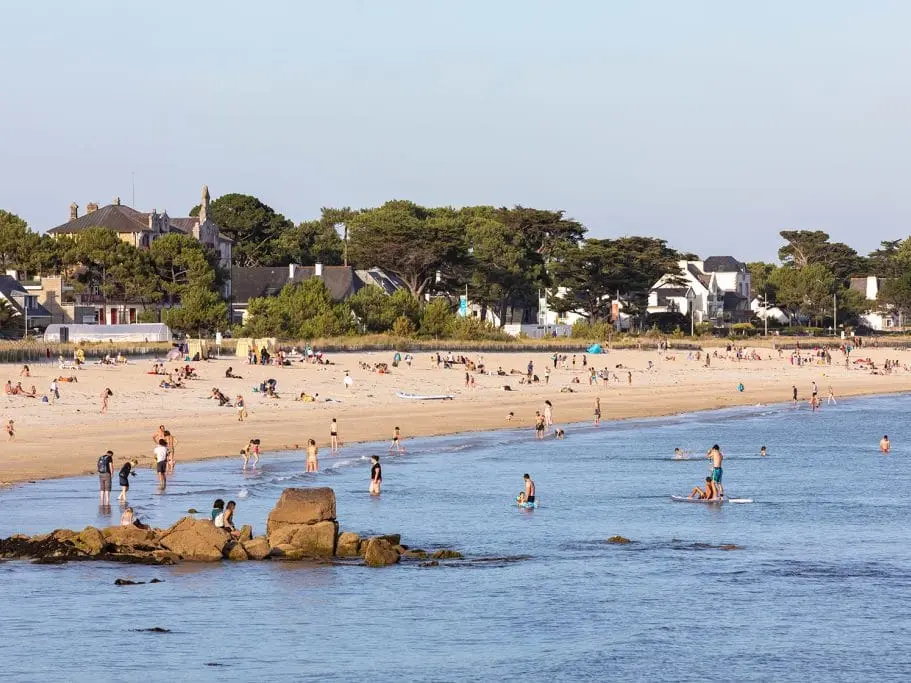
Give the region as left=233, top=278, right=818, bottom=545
left=2, top=197, right=910, bottom=338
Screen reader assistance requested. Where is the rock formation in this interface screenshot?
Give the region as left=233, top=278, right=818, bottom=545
left=0, top=487, right=461, bottom=569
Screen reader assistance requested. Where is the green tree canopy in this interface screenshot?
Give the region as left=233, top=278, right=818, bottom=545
left=243, top=278, right=354, bottom=338
left=150, top=233, right=222, bottom=306
left=192, top=193, right=293, bottom=266
left=347, top=201, right=469, bottom=301
left=778, top=230, right=863, bottom=281
left=548, top=237, right=681, bottom=322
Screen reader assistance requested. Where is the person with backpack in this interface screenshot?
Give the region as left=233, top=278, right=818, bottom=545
left=97, top=450, right=114, bottom=505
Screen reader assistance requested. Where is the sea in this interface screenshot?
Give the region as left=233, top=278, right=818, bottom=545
left=2, top=394, right=911, bottom=682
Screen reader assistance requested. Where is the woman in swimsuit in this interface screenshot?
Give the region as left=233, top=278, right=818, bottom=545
left=369, top=455, right=382, bottom=495
left=306, top=439, right=319, bottom=473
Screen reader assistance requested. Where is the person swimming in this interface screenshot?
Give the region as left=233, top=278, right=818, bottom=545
left=880, top=435, right=891, bottom=453
left=760, top=446, right=767, bottom=457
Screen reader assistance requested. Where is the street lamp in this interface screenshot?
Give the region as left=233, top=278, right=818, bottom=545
left=686, top=289, right=695, bottom=337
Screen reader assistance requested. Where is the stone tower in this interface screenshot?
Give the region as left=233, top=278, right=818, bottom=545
left=199, top=185, right=210, bottom=224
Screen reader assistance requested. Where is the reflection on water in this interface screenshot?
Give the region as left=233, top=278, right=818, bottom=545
left=2, top=395, right=911, bottom=681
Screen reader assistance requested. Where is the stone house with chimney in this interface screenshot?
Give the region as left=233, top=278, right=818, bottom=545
left=31, top=186, right=233, bottom=325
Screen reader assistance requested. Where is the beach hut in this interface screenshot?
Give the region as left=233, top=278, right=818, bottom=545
left=187, top=339, right=211, bottom=361
left=44, top=323, right=172, bottom=343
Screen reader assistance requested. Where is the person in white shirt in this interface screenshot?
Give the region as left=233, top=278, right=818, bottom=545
left=154, top=438, right=169, bottom=489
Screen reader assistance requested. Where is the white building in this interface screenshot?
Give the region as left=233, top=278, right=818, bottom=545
left=648, top=257, right=751, bottom=324
left=750, top=297, right=790, bottom=325
left=850, top=276, right=900, bottom=331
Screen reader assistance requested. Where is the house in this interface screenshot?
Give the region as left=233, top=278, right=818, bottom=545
left=0, top=273, right=53, bottom=337
left=230, top=264, right=362, bottom=323
left=850, top=276, right=900, bottom=331
left=47, top=185, right=233, bottom=296
left=750, top=297, right=790, bottom=325
left=648, top=257, right=751, bottom=325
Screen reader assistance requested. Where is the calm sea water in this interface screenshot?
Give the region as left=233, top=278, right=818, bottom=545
left=2, top=395, right=911, bottom=682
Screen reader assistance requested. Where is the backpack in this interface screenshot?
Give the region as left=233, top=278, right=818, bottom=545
left=213, top=512, right=225, bottom=528
left=97, top=455, right=110, bottom=474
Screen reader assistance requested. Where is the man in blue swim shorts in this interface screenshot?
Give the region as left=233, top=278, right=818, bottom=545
left=707, top=444, right=724, bottom=499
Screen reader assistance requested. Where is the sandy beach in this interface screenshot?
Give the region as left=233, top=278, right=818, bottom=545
left=1, top=344, right=909, bottom=485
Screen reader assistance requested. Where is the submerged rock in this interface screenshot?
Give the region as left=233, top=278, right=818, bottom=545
left=606, top=536, right=632, bottom=545
left=431, top=549, right=463, bottom=560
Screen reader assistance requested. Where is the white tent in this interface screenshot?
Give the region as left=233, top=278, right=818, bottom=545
left=44, top=323, right=172, bottom=343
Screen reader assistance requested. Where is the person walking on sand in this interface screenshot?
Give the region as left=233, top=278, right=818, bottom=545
left=344, top=371, right=354, bottom=390
left=330, top=418, right=340, bottom=454
left=792, top=385, right=798, bottom=405
left=306, top=438, right=319, bottom=472
left=594, top=397, right=601, bottom=426
left=97, top=450, right=114, bottom=506
left=5, top=419, right=14, bottom=441
left=880, top=435, right=891, bottom=454
left=369, top=455, right=382, bottom=495
left=49, top=378, right=59, bottom=401
left=154, top=439, right=169, bottom=489
left=236, top=395, right=247, bottom=421
left=707, top=444, right=724, bottom=498
left=827, top=386, right=837, bottom=405
left=100, top=388, right=112, bottom=414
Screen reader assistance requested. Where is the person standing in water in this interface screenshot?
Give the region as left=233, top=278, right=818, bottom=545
left=706, top=444, right=724, bottom=498
left=369, top=455, right=382, bottom=495
left=543, top=401, right=553, bottom=430
left=827, top=386, right=837, bottom=405
left=154, top=439, right=169, bottom=489
left=306, top=439, right=319, bottom=472
left=792, top=385, right=798, bottom=405
left=390, top=426, right=405, bottom=454
left=97, top=450, right=114, bottom=506
left=330, top=418, right=339, bottom=454
left=594, top=397, right=601, bottom=426
left=523, top=473, right=536, bottom=505
left=880, top=435, right=891, bottom=453
left=117, top=458, right=138, bottom=502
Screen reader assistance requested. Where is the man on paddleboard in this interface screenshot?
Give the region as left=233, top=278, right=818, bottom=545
left=707, top=444, right=724, bottom=498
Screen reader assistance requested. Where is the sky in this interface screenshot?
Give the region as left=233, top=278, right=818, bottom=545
left=1, top=0, right=909, bottom=262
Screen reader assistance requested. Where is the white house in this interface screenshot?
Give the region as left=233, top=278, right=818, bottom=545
left=750, top=297, right=790, bottom=325
left=850, top=276, right=900, bottom=331
left=648, top=257, right=751, bottom=324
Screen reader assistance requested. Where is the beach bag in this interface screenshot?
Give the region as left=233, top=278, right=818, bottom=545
left=97, top=455, right=110, bottom=473
left=213, top=512, right=225, bottom=528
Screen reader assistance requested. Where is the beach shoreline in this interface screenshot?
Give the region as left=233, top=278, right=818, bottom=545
left=2, top=347, right=909, bottom=486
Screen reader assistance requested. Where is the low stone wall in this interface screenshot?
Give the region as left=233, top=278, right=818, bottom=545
left=0, top=487, right=462, bottom=569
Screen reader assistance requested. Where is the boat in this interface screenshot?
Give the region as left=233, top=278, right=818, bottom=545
left=670, top=495, right=724, bottom=505
left=396, top=392, right=454, bottom=401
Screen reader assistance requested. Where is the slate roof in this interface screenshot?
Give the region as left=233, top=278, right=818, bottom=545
left=682, top=263, right=707, bottom=287
left=0, top=275, right=52, bottom=319
left=48, top=205, right=153, bottom=235
left=703, top=256, right=746, bottom=273
left=231, top=266, right=361, bottom=304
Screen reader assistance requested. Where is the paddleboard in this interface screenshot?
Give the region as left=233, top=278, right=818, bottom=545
left=670, top=495, right=724, bottom=505
left=517, top=501, right=538, bottom=509
left=396, top=392, right=454, bottom=401
left=726, top=498, right=753, bottom=504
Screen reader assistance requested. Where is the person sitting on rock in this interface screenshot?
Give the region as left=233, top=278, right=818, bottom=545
left=215, top=500, right=240, bottom=538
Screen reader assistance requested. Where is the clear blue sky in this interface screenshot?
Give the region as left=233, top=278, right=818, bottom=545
left=2, top=0, right=909, bottom=262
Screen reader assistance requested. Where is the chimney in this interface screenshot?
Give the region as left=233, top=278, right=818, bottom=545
left=289, top=264, right=296, bottom=280
left=113, top=196, right=121, bottom=206
left=315, top=262, right=323, bottom=277
left=86, top=202, right=99, bottom=214
left=200, top=184, right=210, bottom=224
left=69, top=202, right=78, bottom=220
